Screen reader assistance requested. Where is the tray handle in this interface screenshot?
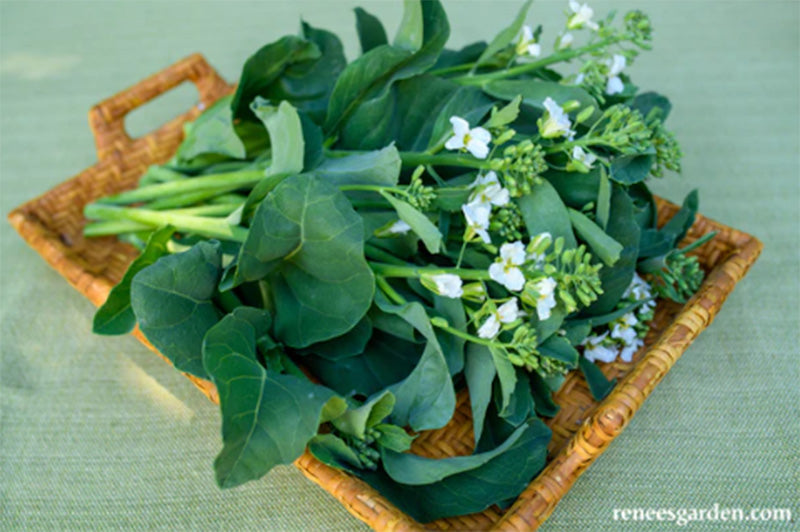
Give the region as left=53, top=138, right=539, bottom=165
left=88, top=53, right=230, bottom=161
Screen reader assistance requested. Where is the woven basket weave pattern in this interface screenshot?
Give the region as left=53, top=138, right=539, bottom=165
left=8, top=55, right=762, bottom=532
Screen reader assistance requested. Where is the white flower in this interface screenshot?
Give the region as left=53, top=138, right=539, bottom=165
left=489, top=241, right=527, bottom=292
left=477, top=298, right=522, bottom=339
left=557, top=32, right=574, bottom=50
left=620, top=337, right=644, bottom=362
left=625, top=273, right=656, bottom=314
left=611, top=312, right=639, bottom=345
left=516, top=25, right=541, bottom=57
left=532, top=276, right=558, bottom=320
left=470, top=171, right=510, bottom=208
left=387, top=220, right=412, bottom=234
left=461, top=201, right=492, bottom=243
left=582, top=332, right=619, bottom=363
left=567, top=1, right=599, bottom=31
left=571, top=146, right=597, bottom=169
left=430, top=273, right=463, bottom=299
left=445, top=116, right=492, bottom=159
left=605, top=54, right=627, bottom=95
left=574, top=72, right=585, bottom=85
left=539, top=97, right=575, bottom=139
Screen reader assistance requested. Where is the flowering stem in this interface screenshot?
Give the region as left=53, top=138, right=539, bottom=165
left=430, top=318, right=505, bottom=349
left=449, top=35, right=628, bottom=86
left=370, top=262, right=491, bottom=281
left=398, top=151, right=488, bottom=169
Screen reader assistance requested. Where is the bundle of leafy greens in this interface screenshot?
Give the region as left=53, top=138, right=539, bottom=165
left=84, top=0, right=713, bottom=522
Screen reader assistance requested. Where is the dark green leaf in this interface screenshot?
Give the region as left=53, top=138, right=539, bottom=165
left=231, top=35, right=321, bottom=123
left=130, top=241, right=223, bottom=378
left=374, top=424, right=415, bottom=452
left=324, top=0, right=449, bottom=136
left=631, top=91, right=672, bottom=122
left=497, top=369, right=533, bottom=425
left=432, top=295, right=466, bottom=374
left=250, top=98, right=305, bottom=177
left=609, top=152, right=655, bottom=185
left=543, top=168, right=600, bottom=210
left=203, top=308, right=342, bottom=488
left=312, top=145, right=401, bottom=187
left=483, top=79, right=599, bottom=123
left=433, top=41, right=487, bottom=70
left=309, top=433, right=364, bottom=470
left=529, top=371, right=559, bottom=417
left=94, top=226, right=175, bottom=335
left=516, top=179, right=577, bottom=248
left=237, top=173, right=375, bottom=348
left=298, top=316, right=373, bottom=361
left=539, top=335, right=579, bottom=367
left=331, top=390, right=395, bottom=439
left=354, top=7, right=388, bottom=54
left=660, top=189, right=698, bottom=245
left=464, top=344, right=496, bottom=445
left=394, top=0, right=424, bottom=51
left=355, top=419, right=551, bottom=522
left=489, top=346, right=517, bottom=415
left=578, top=357, right=616, bottom=400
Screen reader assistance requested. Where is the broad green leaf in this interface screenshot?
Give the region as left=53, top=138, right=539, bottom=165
left=303, top=330, right=421, bottom=397
left=489, top=346, right=517, bottom=415
left=394, top=0, right=424, bottom=51
left=596, top=170, right=611, bottom=230
left=380, top=191, right=442, bottom=254
left=583, top=185, right=640, bottom=315
left=250, top=98, right=304, bottom=177
left=298, top=316, right=373, bottom=361
left=609, top=152, right=655, bottom=185
left=231, top=35, right=321, bottom=122
left=382, top=418, right=534, bottom=485
left=354, top=7, right=388, bottom=54
left=660, top=189, right=698, bottom=245
left=464, top=344, right=496, bottom=446
left=354, top=419, right=551, bottom=522
left=578, top=357, right=616, bottom=400
left=474, top=0, right=533, bottom=68
left=568, top=208, right=623, bottom=266
left=543, top=168, right=600, bottom=209
left=539, top=335, right=579, bottom=368
left=94, top=226, right=175, bottom=335
left=534, top=306, right=567, bottom=345
left=516, top=179, right=577, bottom=248
left=324, top=0, right=449, bottom=135
left=368, top=305, right=421, bottom=343
left=331, top=390, right=395, bottom=439
left=237, top=173, right=375, bottom=348
left=483, top=79, right=599, bottom=123
left=130, top=241, right=223, bottom=378
left=312, top=145, right=401, bottom=187
left=375, top=293, right=456, bottom=431
left=261, top=22, right=347, bottom=124
left=202, top=308, right=340, bottom=488
left=395, top=75, right=461, bottom=151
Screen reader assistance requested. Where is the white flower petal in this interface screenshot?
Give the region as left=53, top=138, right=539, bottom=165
left=388, top=220, right=412, bottom=234
left=488, top=262, right=507, bottom=286
left=475, top=227, right=492, bottom=244
left=431, top=274, right=463, bottom=298
left=527, top=43, right=542, bottom=57
left=450, top=116, right=470, bottom=137
left=470, top=127, right=492, bottom=144
left=503, top=267, right=526, bottom=292
left=444, top=134, right=465, bottom=150
left=536, top=293, right=556, bottom=321
left=620, top=338, right=643, bottom=362
left=462, top=201, right=491, bottom=229
left=466, top=137, right=490, bottom=159
left=501, top=241, right=527, bottom=265
left=478, top=315, right=500, bottom=339
left=497, top=298, right=521, bottom=323
left=569, top=0, right=580, bottom=13
left=489, top=186, right=510, bottom=207
left=585, top=343, right=619, bottom=363
left=606, top=75, right=624, bottom=95
left=559, top=32, right=574, bottom=49
left=522, top=25, right=534, bottom=42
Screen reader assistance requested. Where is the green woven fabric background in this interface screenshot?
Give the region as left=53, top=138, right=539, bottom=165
left=1, top=1, right=797, bottom=530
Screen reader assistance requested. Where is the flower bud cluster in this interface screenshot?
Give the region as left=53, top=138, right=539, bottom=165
left=498, top=140, right=548, bottom=197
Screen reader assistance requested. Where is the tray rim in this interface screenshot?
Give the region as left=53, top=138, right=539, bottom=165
left=6, top=53, right=763, bottom=532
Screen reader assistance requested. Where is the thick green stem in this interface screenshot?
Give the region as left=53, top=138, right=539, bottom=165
left=84, top=203, right=247, bottom=242
left=364, top=245, right=408, bottom=265
left=375, top=276, right=407, bottom=306
left=430, top=319, right=504, bottom=349
left=97, top=169, right=264, bottom=206
left=399, top=151, right=488, bottom=169
left=370, top=262, right=491, bottom=281
left=83, top=220, right=152, bottom=237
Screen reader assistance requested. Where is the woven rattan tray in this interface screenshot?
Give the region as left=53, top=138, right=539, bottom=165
left=8, top=55, right=762, bottom=531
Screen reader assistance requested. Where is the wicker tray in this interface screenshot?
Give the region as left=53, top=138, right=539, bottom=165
left=8, top=55, right=762, bottom=531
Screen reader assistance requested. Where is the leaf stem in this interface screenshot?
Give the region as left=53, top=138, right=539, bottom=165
left=375, top=276, right=407, bottom=306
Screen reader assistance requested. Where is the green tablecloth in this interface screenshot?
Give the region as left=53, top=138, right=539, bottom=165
left=1, top=1, right=797, bottom=530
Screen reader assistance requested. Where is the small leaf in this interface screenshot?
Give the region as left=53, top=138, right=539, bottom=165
left=609, top=152, right=655, bottom=185
left=578, top=357, right=617, bottom=400
left=354, top=7, right=388, bottom=54
left=483, top=79, right=600, bottom=124
left=474, top=0, right=533, bottom=68
left=485, top=95, right=522, bottom=129
left=631, top=91, right=672, bottom=122
left=312, top=145, right=401, bottom=187
left=529, top=371, right=559, bottom=417
left=394, top=0, right=424, bottom=51
left=489, top=346, right=517, bottom=415
left=374, top=424, right=415, bottom=452
left=250, top=98, right=304, bottom=177
left=380, top=191, right=442, bottom=254
left=568, top=208, right=623, bottom=266
left=331, top=390, right=395, bottom=439
left=94, top=226, right=175, bottom=335
left=309, top=433, right=364, bottom=471
left=539, top=335, right=579, bottom=367
left=464, top=344, right=497, bottom=446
